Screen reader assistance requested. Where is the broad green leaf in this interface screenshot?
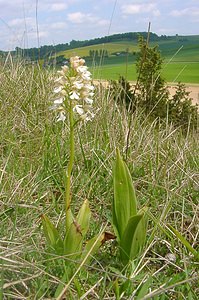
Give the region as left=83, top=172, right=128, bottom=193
left=120, top=214, right=143, bottom=265
left=112, top=195, right=120, bottom=241
left=76, top=199, right=91, bottom=237
left=129, top=212, right=147, bottom=261
left=41, top=214, right=63, bottom=254
left=169, top=225, right=199, bottom=261
left=81, top=232, right=105, bottom=265
left=63, top=220, right=83, bottom=260
left=135, top=207, right=148, bottom=251
left=65, top=208, right=74, bottom=234
left=113, top=149, right=137, bottom=240
left=136, top=276, right=152, bottom=299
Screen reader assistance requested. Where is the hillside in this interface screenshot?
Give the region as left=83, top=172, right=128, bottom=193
left=53, top=36, right=199, bottom=83
left=56, top=37, right=199, bottom=63
left=1, top=32, right=199, bottom=63
left=1, top=32, right=198, bottom=83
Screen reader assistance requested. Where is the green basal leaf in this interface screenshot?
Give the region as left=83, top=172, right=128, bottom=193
left=41, top=214, right=63, bottom=255
left=135, top=207, right=148, bottom=251
left=76, top=199, right=91, bottom=237
left=136, top=276, right=152, bottom=299
left=113, top=149, right=137, bottom=240
left=120, top=214, right=143, bottom=265
left=65, top=208, right=74, bottom=234
left=81, top=232, right=105, bottom=265
left=63, top=220, right=83, bottom=260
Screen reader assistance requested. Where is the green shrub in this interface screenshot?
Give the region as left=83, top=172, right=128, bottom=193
left=111, top=37, right=198, bottom=131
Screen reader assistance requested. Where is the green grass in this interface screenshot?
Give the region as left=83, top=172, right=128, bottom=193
left=93, top=62, right=199, bottom=83
left=0, top=60, right=198, bottom=299
left=59, top=42, right=139, bottom=58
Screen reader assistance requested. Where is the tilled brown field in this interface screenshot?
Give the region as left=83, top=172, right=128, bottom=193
left=94, top=80, right=199, bottom=106
left=168, top=84, right=199, bottom=106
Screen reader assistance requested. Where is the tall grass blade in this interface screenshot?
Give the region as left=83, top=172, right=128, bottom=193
left=169, top=225, right=199, bottom=261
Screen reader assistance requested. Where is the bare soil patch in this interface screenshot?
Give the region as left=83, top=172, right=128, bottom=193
left=94, top=80, right=199, bottom=106
left=168, top=84, right=199, bottom=106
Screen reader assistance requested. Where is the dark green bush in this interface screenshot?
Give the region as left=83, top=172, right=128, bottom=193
left=111, top=37, right=198, bottom=131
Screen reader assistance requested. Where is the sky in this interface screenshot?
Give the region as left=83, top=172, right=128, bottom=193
left=0, top=0, right=199, bottom=51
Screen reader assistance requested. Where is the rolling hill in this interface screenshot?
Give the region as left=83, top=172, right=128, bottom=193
left=53, top=36, right=199, bottom=83
left=1, top=32, right=198, bottom=83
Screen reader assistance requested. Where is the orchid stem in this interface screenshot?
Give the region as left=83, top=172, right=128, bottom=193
left=65, top=101, right=75, bottom=214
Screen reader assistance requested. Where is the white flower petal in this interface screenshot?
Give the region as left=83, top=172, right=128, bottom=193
left=85, top=85, right=95, bottom=91
left=54, top=97, right=64, bottom=104
left=73, top=105, right=84, bottom=115
left=54, top=86, right=62, bottom=93
left=73, top=81, right=84, bottom=89
left=56, top=111, right=66, bottom=122
left=77, top=66, right=89, bottom=73
left=70, top=91, right=80, bottom=100
left=81, top=72, right=91, bottom=81
left=84, top=98, right=93, bottom=105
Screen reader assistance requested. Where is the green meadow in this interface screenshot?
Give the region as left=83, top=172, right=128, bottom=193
left=58, top=42, right=139, bottom=58
left=92, top=62, right=199, bottom=83
left=1, top=57, right=199, bottom=299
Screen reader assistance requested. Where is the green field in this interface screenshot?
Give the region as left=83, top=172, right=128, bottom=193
left=92, top=62, right=199, bottom=83
left=57, top=36, right=199, bottom=83
left=59, top=42, right=139, bottom=58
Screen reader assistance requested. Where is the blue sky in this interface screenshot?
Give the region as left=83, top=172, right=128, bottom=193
left=0, top=0, right=199, bottom=50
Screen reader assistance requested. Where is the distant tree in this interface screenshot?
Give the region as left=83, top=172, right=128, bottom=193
left=112, top=35, right=198, bottom=131
left=95, top=50, right=99, bottom=58
left=136, top=36, right=169, bottom=118
left=168, top=83, right=198, bottom=129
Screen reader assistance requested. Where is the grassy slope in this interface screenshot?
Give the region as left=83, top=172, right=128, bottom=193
left=92, top=62, right=199, bottom=83
left=0, top=62, right=198, bottom=299
left=58, top=42, right=139, bottom=58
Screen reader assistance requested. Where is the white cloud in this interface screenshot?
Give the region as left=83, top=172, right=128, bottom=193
left=122, top=4, right=141, bottom=14
left=170, top=7, right=199, bottom=17
left=67, top=12, right=90, bottom=24
left=50, top=3, right=68, bottom=11
left=8, top=17, right=34, bottom=27
left=153, top=9, right=161, bottom=17
left=121, top=2, right=161, bottom=17
left=67, top=11, right=109, bottom=26
left=51, top=22, right=68, bottom=29
left=29, top=30, right=49, bottom=39
left=97, top=19, right=109, bottom=26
